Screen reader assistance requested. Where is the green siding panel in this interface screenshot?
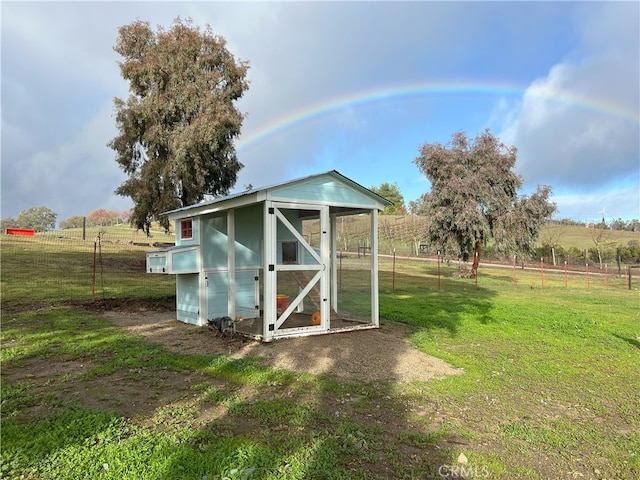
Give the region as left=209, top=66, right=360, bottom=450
left=172, top=249, right=198, bottom=272
left=234, top=204, right=263, bottom=267
left=148, top=256, right=166, bottom=268
left=202, top=213, right=228, bottom=269
left=207, top=271, right=228, bottom=319
left=271, top=177, right=377, bottom=206
left=177, top=274, right=200, bottom=325
left=235, top=270, right=258, bottom=319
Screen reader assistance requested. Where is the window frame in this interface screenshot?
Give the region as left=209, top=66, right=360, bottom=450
left=180, top=219, right=193, bottom=240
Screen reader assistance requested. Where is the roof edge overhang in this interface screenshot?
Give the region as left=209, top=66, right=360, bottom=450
left=164, top=170, right=392, bottom=220
left=166, top=190, right=267, bottom=221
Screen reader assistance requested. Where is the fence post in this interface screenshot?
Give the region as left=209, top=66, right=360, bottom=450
left=513, top=254, right=517, bottom=288
left=339, top=251, right=343, bottom=293
left=540, top=257, right=544, bottom=289
left=629, top=267, right=632, bottom=290
left=437, top=251, right=441, bottom=291
left=392, top=249, right=396, bottom=291
left=564, top=261, right=568, bottom=287
left=586, top=263, right=590, bottom=289
left=92, top=239, right=97, bottom=302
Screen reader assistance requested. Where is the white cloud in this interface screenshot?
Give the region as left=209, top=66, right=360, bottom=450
left=553, top=185, right=640, bottom=222
left=2, top=1, right=638, bottom=223
left=497, top=3, right=639, bottom=193
left=227, top=1, right=487, bottom=190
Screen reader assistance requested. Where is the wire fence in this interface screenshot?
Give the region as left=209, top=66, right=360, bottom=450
left=2, top=227, right=637, bottom=312
left=1, top=229, right=176, bottom=307
left=376, top=251, right=637, bottom=292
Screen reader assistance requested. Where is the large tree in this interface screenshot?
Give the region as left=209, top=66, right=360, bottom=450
left=414, top=129, right=556, bottom=277
left=109, top=18, right=249, bottom=233
left=87, top=209, right=121, bottom=226
left=15, top=206, right=57, bottom=232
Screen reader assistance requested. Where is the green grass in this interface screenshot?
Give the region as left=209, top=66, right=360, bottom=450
left=0, top=234, right=175, bottom=309
left=51, top=223, right=175, bottom=242
left=540, top=223, right=640, bottom=251
left=0, top=309, right=376, bottom=479
left=1, top=240, right=639, bottom=478
left=381, top=264, right=640, bottom=478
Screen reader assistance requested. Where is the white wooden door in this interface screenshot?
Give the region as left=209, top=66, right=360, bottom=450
left=270, top=202, right=329, bottom=337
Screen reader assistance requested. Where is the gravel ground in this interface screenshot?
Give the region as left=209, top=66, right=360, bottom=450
left=102, top=310, right=462, bottom=382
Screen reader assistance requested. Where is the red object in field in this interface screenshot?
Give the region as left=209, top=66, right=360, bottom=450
left=5, top=228, right=36, bottom=236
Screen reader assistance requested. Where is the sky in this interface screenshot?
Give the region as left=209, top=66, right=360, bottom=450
left=2, top=1, right=639, bottom=225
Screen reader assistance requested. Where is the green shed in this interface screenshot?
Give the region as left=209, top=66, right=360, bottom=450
left=146, top=170, right=391, bottom=342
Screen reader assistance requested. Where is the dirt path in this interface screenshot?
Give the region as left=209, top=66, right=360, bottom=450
left=101, top=310, right=462, bottom=383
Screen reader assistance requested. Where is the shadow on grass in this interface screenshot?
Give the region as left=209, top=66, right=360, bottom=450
left=613, top=333, right=640, bottom=350
left=1, top=306, right=464, bottom=479
left=379, top=270, right=497, bottom=335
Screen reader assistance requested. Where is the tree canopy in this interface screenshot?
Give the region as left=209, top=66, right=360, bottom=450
left=414, top=129, right=556, bottom=277
left=109, top=17, right=250, bottom=233
left=13, top=206, right=57, bottom=232
left=370, top=182, right=406, bottom=215
left=59, top=215, right=85, bottom=230
left=0, top=217, right=17, bottom=232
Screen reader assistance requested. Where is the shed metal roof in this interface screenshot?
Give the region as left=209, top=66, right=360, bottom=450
left=164, top=170, right=392, bottom=219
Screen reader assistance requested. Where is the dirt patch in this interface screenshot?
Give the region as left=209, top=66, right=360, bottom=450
left=100, top=310, right=462, bottom=383
left=75, top=296, right=177, bottom=313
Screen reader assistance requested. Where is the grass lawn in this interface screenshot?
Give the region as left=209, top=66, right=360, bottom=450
left=1, top=251, right=639, bottom=479
left=382, top=263, right=639, bottom=477
left=0, top=234, right=175, bottom=310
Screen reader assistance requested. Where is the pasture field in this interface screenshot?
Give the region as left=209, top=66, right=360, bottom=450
left=0, top=232, right=175, bottom=310
left=44, top=223, right=175, bottom=242
left=1, top=239, right=639, bottom=479
left=540, top=223, right=640, bottom=252
left=347, top=215, right=640, bottom=259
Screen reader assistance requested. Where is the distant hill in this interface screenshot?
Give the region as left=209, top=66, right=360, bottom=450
left=46, top=223, right=175, bottom=244
left=45, top=217, right=638, bottom=262
left=539, top=223, right=639, bottom=251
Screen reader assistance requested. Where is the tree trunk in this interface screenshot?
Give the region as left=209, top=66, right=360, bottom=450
left=470, top=239, right=481, bottom=278
left=597, top=248, right=603, bottom=269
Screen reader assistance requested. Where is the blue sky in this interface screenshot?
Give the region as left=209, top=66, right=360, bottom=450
left=2, top=1, right=639, bottom=224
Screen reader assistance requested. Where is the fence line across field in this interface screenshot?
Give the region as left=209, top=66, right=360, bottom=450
left=377, top=251, right=635, bottom=292
left=1, top=230, right=176, bottom=302
left=1, top=231, right=636, bottom=308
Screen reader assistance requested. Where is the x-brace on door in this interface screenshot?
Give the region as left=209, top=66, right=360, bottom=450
left=266, top=202, right=329, bottom=339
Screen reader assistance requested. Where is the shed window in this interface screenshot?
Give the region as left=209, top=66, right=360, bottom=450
left=180, top=219, right=193, bottom=240
left=282, top=241, right=298, bottom=264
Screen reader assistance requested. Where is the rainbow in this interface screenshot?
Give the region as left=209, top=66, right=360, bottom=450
left=235, top=81, right=639, bottom=152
